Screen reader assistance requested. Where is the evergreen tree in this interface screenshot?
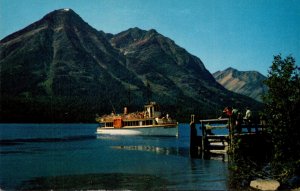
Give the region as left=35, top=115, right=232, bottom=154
left=263, top=54, right=300, bottom=183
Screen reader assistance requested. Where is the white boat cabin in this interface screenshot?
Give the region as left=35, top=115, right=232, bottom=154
left=100, top=102, right=174, bottom=128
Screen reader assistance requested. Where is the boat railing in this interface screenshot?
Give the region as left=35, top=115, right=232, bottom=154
left=155, top=117, right=177, bottom=124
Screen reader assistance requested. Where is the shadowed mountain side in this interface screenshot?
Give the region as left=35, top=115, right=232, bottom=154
left=0, top=9, right=262, bottom=122
left=109, top=28, right=261, bottom=113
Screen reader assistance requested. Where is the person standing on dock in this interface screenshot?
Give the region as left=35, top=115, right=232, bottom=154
left=223, top=106, right=235, bottom=149
left=223, top=106, right=235, bottom=133
left=223, top=106, right=233, bottom=117
left=231, top=108, right=243, bottom=134
left=231, top=108, right=238, bottom=133
left=244, top=107, right=252, bottom=132
left=235, top=111, right=243, bottom=134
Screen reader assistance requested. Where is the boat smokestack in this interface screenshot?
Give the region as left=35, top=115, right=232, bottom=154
left=124, top=107, right=128, bottom=115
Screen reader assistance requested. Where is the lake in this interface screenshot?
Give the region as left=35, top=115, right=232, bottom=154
left=0, top=123, right=229, bottom=190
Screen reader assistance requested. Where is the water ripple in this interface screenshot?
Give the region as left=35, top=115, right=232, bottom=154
left=0, top=135, right=96, bottom=146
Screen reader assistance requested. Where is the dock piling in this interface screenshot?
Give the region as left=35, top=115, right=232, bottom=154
left=190, top=115, right=203, bottom=157
left=189, top=116, right=266, bottom=159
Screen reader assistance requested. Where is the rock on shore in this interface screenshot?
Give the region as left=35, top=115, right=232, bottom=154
left=250, top=179, right=280, bottom=191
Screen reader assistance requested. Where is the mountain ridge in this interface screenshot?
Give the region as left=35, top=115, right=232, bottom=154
left=213, top=67, right=268, bottom=102
left=0, top=9, right=262, bottom=122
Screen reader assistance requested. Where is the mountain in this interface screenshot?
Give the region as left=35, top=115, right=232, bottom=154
left=213, top=67, right=268, bottom=102
left=0, top=8, right=137, bottom=122
left=0, top=9, right=262, bottom=122
left=0, top=9, right=140, bottom=97
left=109, top=28, right=223, bottom=104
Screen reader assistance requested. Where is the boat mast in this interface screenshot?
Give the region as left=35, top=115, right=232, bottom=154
left=126, top=58, right=131, bottom=110
left=109, top=99, right=116, bottom=114
left=146, top=80, right=152, bottom=104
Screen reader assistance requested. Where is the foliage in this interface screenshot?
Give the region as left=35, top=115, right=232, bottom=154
left=263, top=54, right=300, bottom=184
left=228, top=133, right=273, bottom=189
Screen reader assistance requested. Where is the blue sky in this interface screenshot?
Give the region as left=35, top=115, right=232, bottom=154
left=1, top=0, right=299, bottom=76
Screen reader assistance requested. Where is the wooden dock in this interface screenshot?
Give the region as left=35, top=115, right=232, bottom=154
left=190, top=115, right=266, bottom=159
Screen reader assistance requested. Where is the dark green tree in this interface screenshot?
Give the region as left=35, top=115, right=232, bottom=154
left=263, top=54, right=300, bottom=183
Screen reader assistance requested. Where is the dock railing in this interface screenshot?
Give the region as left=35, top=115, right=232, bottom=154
left=200, top=118, right=229, bottom=152
left=196, top=117, right=266, bottom=153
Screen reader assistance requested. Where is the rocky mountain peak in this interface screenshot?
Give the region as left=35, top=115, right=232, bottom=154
left=110, top=27, right=147, bottom=48
left=44, top=8, right=76, bottom=17
left=0, top=8, right=90, bottom=44
left=213, top=68, right=268, bottom=102
left=224, top=67, right=236, bottom=72
left=42, top=8, right=78, bottom=22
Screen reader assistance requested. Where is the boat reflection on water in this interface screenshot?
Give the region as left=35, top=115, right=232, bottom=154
left=96, top=134, right=227, bottom=162
left=111, top=145, right=184, bottom=156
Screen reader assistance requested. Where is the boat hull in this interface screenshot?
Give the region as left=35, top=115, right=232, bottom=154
left=96, top=125, right=178, bottom=137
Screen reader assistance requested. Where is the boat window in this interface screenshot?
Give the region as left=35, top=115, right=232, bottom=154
left=124, top=121, right=139, bottom=126
left=105, top=122, right=113, bottom=127
left=142, top=120, right=152, bottom=125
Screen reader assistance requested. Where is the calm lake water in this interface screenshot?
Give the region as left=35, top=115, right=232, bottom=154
left=0, top=123, right=229, bottom=190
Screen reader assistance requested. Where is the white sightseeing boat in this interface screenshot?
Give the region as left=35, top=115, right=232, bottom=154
left=96, top=102, right=178, bottom=137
